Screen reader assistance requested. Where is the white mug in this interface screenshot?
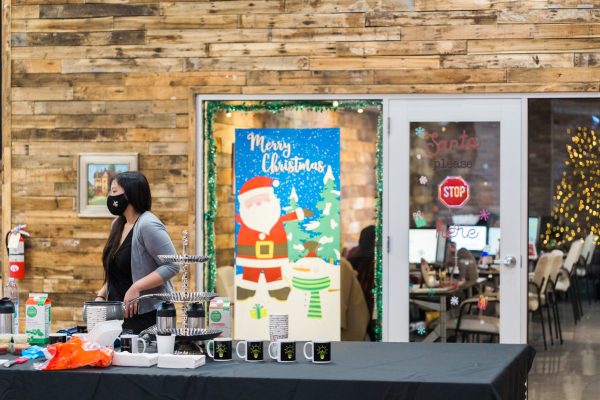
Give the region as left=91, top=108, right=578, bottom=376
left=303, top=340, right=332, bottom=364
left=206, top=337, right=233, bottom=361
left=268, top=339, right=296, bottom=363
left=156, top=333, right=176, bottom=354
left=120, top=334, right=147, bottom=354
left=236, top=340, right=264, bottom=362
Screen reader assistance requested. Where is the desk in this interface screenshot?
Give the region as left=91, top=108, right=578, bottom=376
left=410, top=282, right=477, bottom=343
left=0, top=342, right=534, bottom=400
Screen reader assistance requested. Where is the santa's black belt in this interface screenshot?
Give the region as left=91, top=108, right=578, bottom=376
left=237, top=242, right=288, bottom=259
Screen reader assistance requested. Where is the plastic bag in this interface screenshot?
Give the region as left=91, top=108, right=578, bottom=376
left=37, top=337, right=113, bottom=371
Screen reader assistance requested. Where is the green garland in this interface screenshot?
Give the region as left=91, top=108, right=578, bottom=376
left=203, top=100, right=384, bottom=341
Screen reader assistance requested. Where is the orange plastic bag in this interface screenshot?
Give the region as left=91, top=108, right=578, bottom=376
left=38, top=337, right=113, bottom=370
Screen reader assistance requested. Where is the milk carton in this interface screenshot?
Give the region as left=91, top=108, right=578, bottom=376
left=208, top=297, right=232, bottom=338
left=26, top=293, right=51, bottom=344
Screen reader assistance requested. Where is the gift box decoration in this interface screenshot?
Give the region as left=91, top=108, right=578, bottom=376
left=249, top=304, right=268, bottom=320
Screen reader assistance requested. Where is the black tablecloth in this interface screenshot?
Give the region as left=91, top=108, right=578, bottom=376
left=0, top=342, right=534, bottom=400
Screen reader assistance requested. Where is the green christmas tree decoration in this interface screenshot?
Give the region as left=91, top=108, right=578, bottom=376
left=312, top=166, right=341, bottom=262
left=284, top=186, right=313, bottom=262
left=542, top=126, right=599, bottom=248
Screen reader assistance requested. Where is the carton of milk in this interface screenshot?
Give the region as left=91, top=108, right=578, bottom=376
left=208, top=297, right=232, bottom=338
left=26, top=293, right=51, bottom=344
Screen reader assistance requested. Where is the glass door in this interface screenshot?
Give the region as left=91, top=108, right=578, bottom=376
left=385, top=98, right=526, bottom=344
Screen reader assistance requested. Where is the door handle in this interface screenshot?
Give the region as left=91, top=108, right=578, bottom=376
left=493, top=256, right=517, bottom=267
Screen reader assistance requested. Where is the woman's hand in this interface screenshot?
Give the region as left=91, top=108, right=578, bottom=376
left=123, top=284, right=141, bottom=318
left=122, top=272, right=165, bottom=318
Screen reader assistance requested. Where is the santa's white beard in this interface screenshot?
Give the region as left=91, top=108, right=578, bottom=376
left=239, top=199, right=281, bottom=234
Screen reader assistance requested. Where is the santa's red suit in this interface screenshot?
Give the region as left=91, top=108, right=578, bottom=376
left=236, top=210, right=304, bottom=285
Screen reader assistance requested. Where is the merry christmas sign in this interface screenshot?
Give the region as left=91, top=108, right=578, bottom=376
left=234, top=128, right=341, bottom=341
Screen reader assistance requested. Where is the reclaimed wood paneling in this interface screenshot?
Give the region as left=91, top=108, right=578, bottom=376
left=5, top=0, right=600, bottom=331
left=12, top=30, right=145, bottom=47
left=39, top=4, right=159, bottom=19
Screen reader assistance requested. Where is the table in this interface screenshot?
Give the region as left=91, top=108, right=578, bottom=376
left=0, top=342, right=534, bottom=400
left=410, top=282, right=476, bottom=343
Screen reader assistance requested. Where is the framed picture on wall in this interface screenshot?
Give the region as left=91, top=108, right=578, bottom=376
left=77, top=153, right=138, bottom=217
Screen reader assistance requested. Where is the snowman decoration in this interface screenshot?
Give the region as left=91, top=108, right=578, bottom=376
left=290, top=241, right=335, bottom=319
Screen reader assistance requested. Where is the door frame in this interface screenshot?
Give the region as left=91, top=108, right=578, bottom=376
left=195, top=92, right=597, bottom=344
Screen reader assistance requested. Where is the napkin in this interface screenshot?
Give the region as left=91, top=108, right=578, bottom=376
left=157, top=354, right=205, bottom=369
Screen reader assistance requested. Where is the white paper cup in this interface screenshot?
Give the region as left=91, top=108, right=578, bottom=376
left=86, top=307, right=107, bottom=331
left=157, top=334, right=176, bottom=354
left=268, top=314, right=289, bottom=341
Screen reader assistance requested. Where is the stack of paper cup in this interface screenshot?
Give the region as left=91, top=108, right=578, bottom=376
left=269, top=314, right=288, bottom=341
left=86, top=307, right=107, bottom=332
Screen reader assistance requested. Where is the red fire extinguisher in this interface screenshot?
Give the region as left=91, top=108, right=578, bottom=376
left=5, top=224, right=30, bottom=280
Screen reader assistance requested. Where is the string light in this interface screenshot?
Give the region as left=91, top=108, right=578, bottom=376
left=543, top=126, right=599, bottom=248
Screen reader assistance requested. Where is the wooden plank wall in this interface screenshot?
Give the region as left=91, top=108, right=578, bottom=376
left=5, top=0, right=600, bottom=330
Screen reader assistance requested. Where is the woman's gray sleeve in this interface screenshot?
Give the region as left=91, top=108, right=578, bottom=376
left=141, top=219, right=180, bottom=281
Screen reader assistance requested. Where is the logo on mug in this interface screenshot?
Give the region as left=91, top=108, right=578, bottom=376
left=282, top=343, right=296, bottom=361
left=248, top=343, right=263, bottom=360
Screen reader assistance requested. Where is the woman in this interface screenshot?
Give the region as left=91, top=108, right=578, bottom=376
left=348, top=225, right=376, bottom=340
left=95, top=171, right=179, bottom=333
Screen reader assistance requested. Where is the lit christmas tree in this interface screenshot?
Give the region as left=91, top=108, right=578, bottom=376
left=284, top=187, right=313, bottom=262
left=310, top=166, right=341, bottom=262
left=542, top=126, right=599, bottom=248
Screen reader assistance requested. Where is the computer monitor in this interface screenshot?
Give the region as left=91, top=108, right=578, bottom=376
left=409, top=229, right=437, bottom=263
left=528, top=217, right=540, bottom=245
left=448, top=225, right=487, bottom=251
left=487, top=227, right=501, bottom=255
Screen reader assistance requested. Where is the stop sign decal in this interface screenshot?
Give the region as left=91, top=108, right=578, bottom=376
left=438, top=176, right=470, bottom=208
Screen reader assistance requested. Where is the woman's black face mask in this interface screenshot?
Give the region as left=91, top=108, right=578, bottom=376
left=107, top=193, right=129, bottom=216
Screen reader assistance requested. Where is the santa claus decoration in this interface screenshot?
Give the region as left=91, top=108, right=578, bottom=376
left=235, top=176, right=313, bottom=301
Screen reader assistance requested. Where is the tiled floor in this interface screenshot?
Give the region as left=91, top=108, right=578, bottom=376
left=528, top=299, right=600, bottom=400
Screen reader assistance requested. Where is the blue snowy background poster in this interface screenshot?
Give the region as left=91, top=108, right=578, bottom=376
left=233, top=128, right=341, bottom=341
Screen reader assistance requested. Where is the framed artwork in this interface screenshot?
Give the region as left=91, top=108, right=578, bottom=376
left=77, top=153, right=138, bottom=217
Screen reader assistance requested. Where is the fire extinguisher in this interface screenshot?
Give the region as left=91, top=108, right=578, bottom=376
left=5, top=224, right=30, bottom=280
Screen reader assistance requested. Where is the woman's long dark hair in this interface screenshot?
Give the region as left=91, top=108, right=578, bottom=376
left=101, top=171, right=152, bottom=283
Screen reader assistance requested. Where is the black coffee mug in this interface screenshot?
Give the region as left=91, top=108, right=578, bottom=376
left=303, top=340, right=331, bottom=364
left=207, top=338, right=233, bottom=361
left=236, top=340, right=264, bottom=362
left=49, top=333, right=67, bottom=345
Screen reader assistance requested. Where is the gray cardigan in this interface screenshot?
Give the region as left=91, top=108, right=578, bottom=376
left=131, top=211, right=180, bottom=314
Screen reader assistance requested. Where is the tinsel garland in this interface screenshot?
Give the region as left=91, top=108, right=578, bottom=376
left=203, top=100, right=384, bottom=341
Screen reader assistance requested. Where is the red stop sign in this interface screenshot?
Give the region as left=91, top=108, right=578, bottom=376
left=438, top=176, right=470, bottom=208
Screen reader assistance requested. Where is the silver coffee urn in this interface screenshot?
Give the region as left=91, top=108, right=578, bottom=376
left=186, top=303, right=205, bottom=330
left=156, top=301, right=176, bottom=330
left=0, top=298, right=15, bottom=334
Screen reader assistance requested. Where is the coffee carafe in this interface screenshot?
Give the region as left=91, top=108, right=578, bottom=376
left=186, top=303, right=205, bottom=330
left=0, top=298, right=15, bottom=334
left=156, top=301, right=176, bottom=331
